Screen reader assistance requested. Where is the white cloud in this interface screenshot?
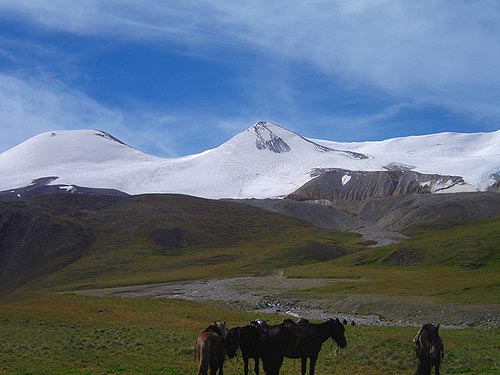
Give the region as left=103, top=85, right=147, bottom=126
left=2, top=0, right=499, bottom=121
left=0, top=73, right=179, bottom=155
left=0, top=73, right=255, bottom=156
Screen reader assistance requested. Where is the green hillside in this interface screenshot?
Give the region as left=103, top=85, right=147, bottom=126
left=0, top=194, right=365, bottom=293
left=286, top=216, right=500, bottom=305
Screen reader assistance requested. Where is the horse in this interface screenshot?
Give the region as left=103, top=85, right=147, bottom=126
left=413, top=323, right=444, bottom=375
left=195, top=321, right=228, bottom=375
left=260, top=318, right=347, bottom=375
left=226, top=320, right=269, bottom=375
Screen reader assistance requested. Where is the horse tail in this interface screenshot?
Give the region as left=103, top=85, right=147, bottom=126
left=197, top=338, right=211, bottom=375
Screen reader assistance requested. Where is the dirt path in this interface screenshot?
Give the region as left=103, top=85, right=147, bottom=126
left=74, top=276, right=500, bottom=328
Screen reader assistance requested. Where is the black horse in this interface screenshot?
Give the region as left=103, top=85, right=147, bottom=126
left=260, top=318, right=347, bottom=375
left=226, top=320, right=269, bottom=375
left=414, top=323, right=444, bottom=375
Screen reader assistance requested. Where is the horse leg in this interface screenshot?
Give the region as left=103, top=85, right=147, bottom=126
left=434, top=359, right=441, bottom=375
left=309, top=354, right=318, bottom=375
left=274, top=355, right=284, bottom=375
left=210, top=358, right=223, bottom=375
left=254, top=357, right=260, bottom=375
left=415, top=356, right=431, bottom=375
left=301, top=357, right=307, bottom=375
left=243, top=355, right=249, bottom=375
left=260, top=352, right=272, bottom=375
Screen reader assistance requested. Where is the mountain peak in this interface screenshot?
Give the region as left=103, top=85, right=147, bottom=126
left=248, top=121, right=292, bottom=153
left=244, top=121, right=368, bottom=159
left=93, top=130, right=130, bottom=147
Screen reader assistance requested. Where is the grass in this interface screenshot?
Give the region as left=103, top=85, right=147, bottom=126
left=0, top=294, right=498, bottom=375
left=285, top=216, right=500, bottom=306
left=1, top=194, right=365, bottom=294
left=1, top=196, right=500, bottom=373
left=4, top=195, right=500, bottom=308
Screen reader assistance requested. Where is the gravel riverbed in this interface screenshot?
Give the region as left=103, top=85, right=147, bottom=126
left=74, top=276, right=500, bottom=329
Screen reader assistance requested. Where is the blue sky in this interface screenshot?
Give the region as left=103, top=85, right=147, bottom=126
left=1, top=1, right=500, bottom=157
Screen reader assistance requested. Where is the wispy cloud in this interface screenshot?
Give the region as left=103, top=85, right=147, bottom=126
left=0, top=73, right=254, bottom=156
left=1, top=0, right=499, bottom=156
left=2, top=1, right=499, bottom=120
left=0, top=73, right=120, bottom=149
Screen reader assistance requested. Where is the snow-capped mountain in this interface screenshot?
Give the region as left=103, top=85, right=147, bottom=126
left=1, top=121, right=499, bottom=199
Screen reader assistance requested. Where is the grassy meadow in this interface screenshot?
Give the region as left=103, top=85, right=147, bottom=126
left=0, top=294, right=499, bottom=375
left=1, top=195, right=500, bottom=374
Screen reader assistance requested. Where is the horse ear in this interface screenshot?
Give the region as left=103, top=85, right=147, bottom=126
left=436, top=323, right=440, bottom=331
left=335, top=318, right=340, bottom=323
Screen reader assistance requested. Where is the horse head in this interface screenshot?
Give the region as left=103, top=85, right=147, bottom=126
left=205, top=321, right=228, bottom=338
left=215, top=321, right=228, bottom=338
left=328, top=318, right=347, bottom=349
left=415, top=323, right=443, bottom=360
left=225, top=327, right=241, bottom=359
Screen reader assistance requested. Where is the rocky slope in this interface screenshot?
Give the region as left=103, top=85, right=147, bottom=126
left=288, top=168, right=466, bottom=202
left=240, top=192, right=500, bottom=245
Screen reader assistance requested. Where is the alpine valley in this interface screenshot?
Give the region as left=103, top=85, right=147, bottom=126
left=2, top=122, right=500, bottom=375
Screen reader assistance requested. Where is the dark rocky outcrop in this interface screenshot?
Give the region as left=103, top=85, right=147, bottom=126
left=488, top=180, right=500, bottom=192
left=288, top=169, right=465, bottom=202
left=0, top=177, right=128, bottom=201
left=253, top=121, right=291, bottom=153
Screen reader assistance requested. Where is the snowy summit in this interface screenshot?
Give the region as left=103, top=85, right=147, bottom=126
left=1, top=122, right=500, bottom=199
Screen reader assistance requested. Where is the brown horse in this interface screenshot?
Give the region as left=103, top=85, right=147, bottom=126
left=414, top=323, right=444, bottom=375
left=196, top=322, right=228, bottom=375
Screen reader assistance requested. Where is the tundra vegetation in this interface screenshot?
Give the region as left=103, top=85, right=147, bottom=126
left=0, top=194, right=499, bottom=374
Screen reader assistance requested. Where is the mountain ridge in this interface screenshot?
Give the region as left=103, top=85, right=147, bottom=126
left=1, top=122, right=499, bottom=199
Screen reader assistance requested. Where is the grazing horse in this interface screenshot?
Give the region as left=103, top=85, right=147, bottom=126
left=414, top=323, right=444, bottom=375
left=196, top=322, right=228, bottom=375
left=226, top=320, right=269, bottom=375
left=260, top=318, right=347, bottom=375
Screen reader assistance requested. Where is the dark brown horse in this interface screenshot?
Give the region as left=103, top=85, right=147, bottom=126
left=414, top=323, right=444, bottom=375
left=196, top=322, right=228, bottom=375
left=226, top=320, right=269, bottom=375
left=260, top=318, right=347, bottom=375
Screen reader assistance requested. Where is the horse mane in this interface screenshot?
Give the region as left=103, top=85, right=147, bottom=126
left=204, top=322, right=226, bottom=338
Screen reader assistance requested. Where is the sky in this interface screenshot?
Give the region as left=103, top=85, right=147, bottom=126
left=1, top=1, right=500, bottom=157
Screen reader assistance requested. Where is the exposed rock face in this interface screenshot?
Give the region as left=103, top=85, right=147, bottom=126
left=239, top=192, right=500, bottom=246
left=488, top=180, right=500, bottom=192
left=0, top=176, right=128, bottom=200
left=288, top=169, right=466, bottom=202
left=253, top=121, right=291, bottom=153
left=383, top=162, right=416, bottom=171
left=251, top=121, right=369, bottom=159
left=94, top=130, right=130, bottom=146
